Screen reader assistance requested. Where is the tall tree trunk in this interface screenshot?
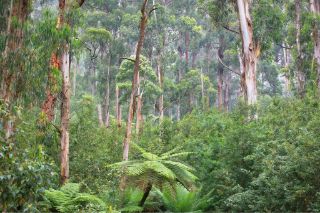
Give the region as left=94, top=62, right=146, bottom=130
left=116, top=86, right=121, bottom=127
left=135, top=71, right=143, bottom=134
left=282, top=42, right=291, bottom=97
left=122, top=0, right=149, bottom=162
left=60, top=45, right=70, bottom=185
left=1, top=0, right=29, bottom=139
left=121, top=0, right=149, bottom=191
left=41, top=54, right=60, bottom=123
left=157, top=54, right=164, bottom=120
left=103, top=55, right=111, bottom=127
left=310, top=0, right=320, bottom=95
left=296, top=0, right=305, bottom=97
left=217, top=34, right=225, bottom=111
left=237, top=0, right=258, bottom=105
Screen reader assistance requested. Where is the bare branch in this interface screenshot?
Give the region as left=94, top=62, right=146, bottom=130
left=223, top=25, right=240, bottom=35
left=216, top=53, right=241, bottom=76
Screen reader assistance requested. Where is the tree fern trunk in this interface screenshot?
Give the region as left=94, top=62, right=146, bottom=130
left=139, top=183, right=152, bottom=207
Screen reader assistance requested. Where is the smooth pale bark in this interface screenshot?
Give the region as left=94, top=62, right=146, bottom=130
left=135, top=71, right=143, bottom=134
left=97, top=104, right=103, bottom=127
left=310, top=0, right=320, bottom=95
left=295, top=0, right=305, bottom=97
left=59, top=0, right=85, bottom=185
left=157, top=53, right=164, bottom=120
left=237, top=0, right=258, bottom=105
left=103, top=55, right=111, bottom=127
left=122, top=0, right=149, bottom=161
left=282, top=43, right=291, bottom=97
left=116, top=86, right=121, bottom=128
left=60, top=45, right=70, bottom=185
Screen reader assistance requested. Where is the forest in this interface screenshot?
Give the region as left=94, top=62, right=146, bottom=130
left=1, top=0, right=320, bottom=212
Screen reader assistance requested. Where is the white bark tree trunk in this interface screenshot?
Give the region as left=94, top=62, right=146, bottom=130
left=237, top=0, right=258, bottom=105
left=60, top=45, right=70, bottom=185
left=310, top=0, right=320, bottom=95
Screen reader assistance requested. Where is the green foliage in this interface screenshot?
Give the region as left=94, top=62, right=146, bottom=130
left=110, top=144, right=197, bottom=191
left=44, top=183, right=106, bottom=213
left=116, top=55, right=161, bottom=106
left=0, top=141, right=58, bottom=212
left=157, top=184, right=209, bottom=212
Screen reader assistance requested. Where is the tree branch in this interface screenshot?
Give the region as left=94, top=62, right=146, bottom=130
left=223, top=25, right=240, bottom=35
left=216, top=53, right=241, bottom=76
left=120, top=57, right=136, bottom=63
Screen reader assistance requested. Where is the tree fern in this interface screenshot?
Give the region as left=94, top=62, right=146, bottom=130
left=109, top=144, right=197, bottom=208
left=44, top=183, right=106, bottom=213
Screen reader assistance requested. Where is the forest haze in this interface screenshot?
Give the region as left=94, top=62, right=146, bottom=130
left=1, top=0, right=320, bottom=212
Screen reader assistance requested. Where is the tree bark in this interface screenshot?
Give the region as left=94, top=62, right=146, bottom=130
left=139, top=183, right=152, bottom=207
left=310, top=0, right=320, bottom=95
left=121, top=0, right=149, bottom=191
left=116, top=86, right=121, bottom=127
left=122, top=0, right=149, bottom=161
left=60, top=44, right=70, bottom=185
left=295, top=0, right=305, bottom=97
left=1, top=0, right=29, bottom=139
left=237, top=0, right=258, bottom=105
left=282, top=42, right=291, bottom=97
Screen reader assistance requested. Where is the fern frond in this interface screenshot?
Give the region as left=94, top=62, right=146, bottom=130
left=60, top=183, right=80, bottom=197
left=160, top=152, right=193, bottom=160
left=144, top=161, right=176, bottom=180
left=162, top=160, right=195, bottom=172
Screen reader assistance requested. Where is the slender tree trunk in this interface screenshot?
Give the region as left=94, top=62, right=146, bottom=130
left=139, top=183, right=152, bottom=207
left=104, top=55, right=111, bottom=127
left=121, top=0, right=149, bottom=191
left=283, top=42, right=291, bottom=97
left=310, top=0, right=320, bottom=95
left=237, top=0, right=258, bottom=105
left=116, top=86, right=121, bottom=127
left=135, top=71, right=143, bottom=134
left=60, top=44, right=70, bottom=185
left=295, top=0, right=305, bottom=97
left=136, top=93, right=143, bottom=135
left=97, top=104, right=103, bottom=127
left=122, top=0, right=149, bottom=161
left=217, top=34, right=225, bottom=111
left=157, top=54, right=164, bottom=120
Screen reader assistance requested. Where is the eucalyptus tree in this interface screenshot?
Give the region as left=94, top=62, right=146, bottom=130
left=1, top=0, right=30, bottom=139
left=117, top=55, right=161, bottom=133
left=310, top=0, right=320, bottom=95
